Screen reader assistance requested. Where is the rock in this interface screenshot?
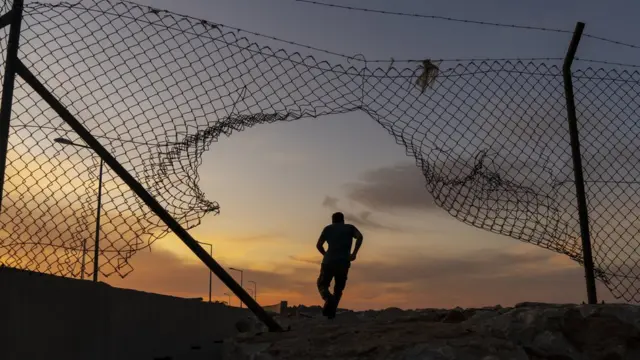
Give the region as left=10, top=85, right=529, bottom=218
left=222, top=341, right=274, bottom=360
left=333, top=311, right=360, bottom=323
left=401, top=343, right=456, bottom=360
left=441, top=308, right=467, bottom=323
left=462, top=308, right=476, bottom=319
left=228, top=303, right=640, bottom=360
left=235, top=319, right=253, bottom=333
left=581, top=303, right=640, bottom=330
left=465, top=310, right=501, bottom=325
left=515, top=301, right=576, bottom=308
left=497, top=307, right=512, bottom=314
left=375, top=307, right=406, bottom=321
left=525, top=329, right=581, bottom=359
left=562, top=307, right=640, bottom=359
left=417, top=309, right=448, bottom=322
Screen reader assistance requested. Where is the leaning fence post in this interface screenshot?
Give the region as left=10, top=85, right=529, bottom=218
left=563, top=21, right=598, bottom=304
left=14, top=60, right=284, bottom=332
left=0, top=0, right=24, bottom=211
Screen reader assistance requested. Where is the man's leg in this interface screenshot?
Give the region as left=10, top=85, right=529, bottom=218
left=316, top=263, right=334, bottom=301
left=317, top=264, right=338, bottom=317
left=329, top=265, right=349, bottom=317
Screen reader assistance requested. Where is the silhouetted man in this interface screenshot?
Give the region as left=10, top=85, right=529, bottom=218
left=316, top=212, right=363, bottom=319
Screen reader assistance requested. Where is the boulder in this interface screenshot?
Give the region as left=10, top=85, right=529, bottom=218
left=441, top=308, right=467, bottom=323
left=235, top=319, right=253, bottom=333
left=375, top=307, right=406, bottom=321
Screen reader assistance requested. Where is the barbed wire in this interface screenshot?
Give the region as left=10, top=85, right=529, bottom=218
left=575, top=58, right=640, bottom=69
left=287, top=0, right=640, bottom=51
left=288, top=0, right=573, bottom=34
left=582, top=34, right=640, bottom=51
left=122, top=0, right=640, bottom=64
left=120, top=0, right=565, bottom=65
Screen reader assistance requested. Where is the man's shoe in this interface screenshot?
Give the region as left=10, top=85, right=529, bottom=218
left=325, top=296, right=338, bottom=319
left=322, top=296, right=332, bottom=317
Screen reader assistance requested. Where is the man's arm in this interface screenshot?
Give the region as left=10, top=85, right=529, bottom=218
left=316, top=229, right=327, bottom=256
left=350, top=226, right=363, bottom=261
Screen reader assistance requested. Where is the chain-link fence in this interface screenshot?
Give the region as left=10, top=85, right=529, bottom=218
left=0, top=0, right=639, bottom=302
left=573, top=67, right=640, bottom=300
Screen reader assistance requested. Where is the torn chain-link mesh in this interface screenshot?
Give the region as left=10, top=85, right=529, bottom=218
left=0, top=0, right=639, bottom=302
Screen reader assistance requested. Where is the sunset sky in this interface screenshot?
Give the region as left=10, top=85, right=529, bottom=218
left=55, top=0, right=640, bottom=309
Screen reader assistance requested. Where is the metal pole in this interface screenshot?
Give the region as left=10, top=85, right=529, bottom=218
left=0, top=0, right=24, bottom=210
left=563, top=21, right=598, bottom=304
left=249, top=280, right=257, bottom=302
left=230, top=267, right=244, bottom=307
left=92, top=159, right=104, bottom=282
left=15, top=61, right=283, bottom=332
left=208, top=246, right=212, bottom=303
left=196, top=241, right=213, bottom=303
left=80, top=237, right=88, bottom=280
left=232, top=268, right=243, bottom=308
left=53, top=137, right=95, bottom=280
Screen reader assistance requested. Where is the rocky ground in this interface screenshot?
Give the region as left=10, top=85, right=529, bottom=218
left=221, top=302, right=640, bottom=360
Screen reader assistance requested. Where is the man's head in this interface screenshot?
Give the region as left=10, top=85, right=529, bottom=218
left=331, top=212, right=345, bottom=224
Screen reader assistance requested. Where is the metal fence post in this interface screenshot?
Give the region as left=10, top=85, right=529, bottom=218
left=92, top=159, right=104, bottom=282
left=563, top=21, right=598, bottom=304
left=0, top=0, right=24, bottom=211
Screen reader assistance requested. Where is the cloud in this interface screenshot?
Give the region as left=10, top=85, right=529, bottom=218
left=228, top=233, right=285, bottom=243
left=106, top=239, right=618, bottom=311
left=289, top=255, right=321, bottom=265
left=107, top=246, right=314, bottom=302
left=300, top=246, right=618, bottom=309
left=322, top=195, right=397, bottom=231
left=288, top=246, right=617, bottom=309
left=345, top=163, right=436, bottom=212
left=321, top=196, right=339, bottom=209
left=352, top=248, right=555, bottom=284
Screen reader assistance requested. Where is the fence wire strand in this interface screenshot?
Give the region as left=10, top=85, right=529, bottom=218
left=0, top=0, right=639, bottom=302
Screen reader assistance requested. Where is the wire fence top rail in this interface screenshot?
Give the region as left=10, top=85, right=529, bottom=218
left=0, top=0, right=640, bottom=302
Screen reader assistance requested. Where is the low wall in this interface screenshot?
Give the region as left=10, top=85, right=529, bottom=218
left=0, top=266, right=251, bottom=360
left=262, top=301, right=287, bottom=315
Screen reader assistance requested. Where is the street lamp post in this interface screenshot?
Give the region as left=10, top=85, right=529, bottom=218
left=229, top=267, right=243, bottom=308
left=196, top=241, right=213, bottom=303
left=54, top=137, right=103, bottom=282
left=248, top=280, right=257, bottom=302
left=223, top=292, right=231, bottom=306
